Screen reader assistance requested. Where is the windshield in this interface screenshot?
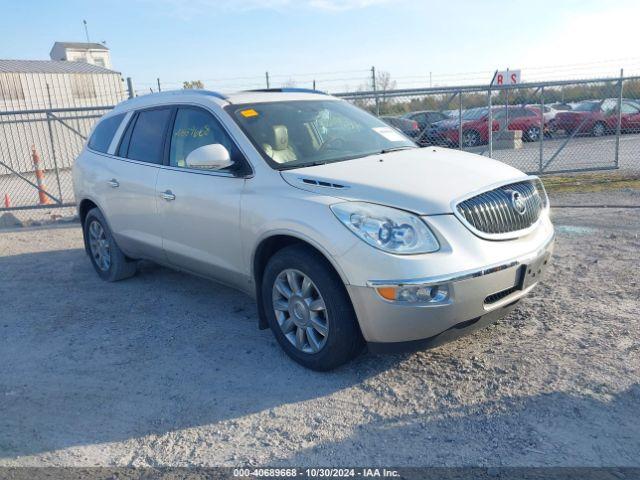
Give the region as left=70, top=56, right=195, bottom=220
left=462, top=107, right=489, bottom=120
left=573, top=102, right=600, bottom=112
left=226, top=100, right=417, bottom=170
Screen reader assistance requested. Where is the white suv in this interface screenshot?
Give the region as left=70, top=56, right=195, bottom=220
left=73, top=88, right=554, bottom=370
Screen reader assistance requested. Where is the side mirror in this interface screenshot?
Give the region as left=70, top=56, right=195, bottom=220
left=185, top=144, right=233, bottom=170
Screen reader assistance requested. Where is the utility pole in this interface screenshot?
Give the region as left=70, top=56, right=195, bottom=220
left=371, top=66, right=379, bottom=116
left=126, top=77, right=134, bottom=99
left=83, top=20, right=91, bottom=43
left=265, top=71, right=270, bottom=89
left=313, top=80, right=316, bottom=90
left=157, top=78, right=161, bottom=92
left=429, top=71, right=432, bottom=88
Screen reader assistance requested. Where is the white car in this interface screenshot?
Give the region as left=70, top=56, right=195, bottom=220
left=73, top=88, right=554, bottom=370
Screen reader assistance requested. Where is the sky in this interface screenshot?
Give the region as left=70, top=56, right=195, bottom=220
left=1, top=0, right=639, bottom=93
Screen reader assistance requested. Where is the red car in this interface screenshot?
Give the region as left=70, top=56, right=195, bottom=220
left=554, top=99, right=640, bottom=136
left=426, top=106, right=543, bottom=147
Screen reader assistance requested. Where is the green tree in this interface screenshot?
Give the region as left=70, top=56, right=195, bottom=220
left=183, top=80, right=204, bottom=89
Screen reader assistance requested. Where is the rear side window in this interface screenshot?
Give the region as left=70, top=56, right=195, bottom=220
left=121, top=108, right=172, bottom=164
left=88, top=113, right=125, bottom=153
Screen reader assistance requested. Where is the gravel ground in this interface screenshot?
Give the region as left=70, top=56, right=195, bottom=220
left=0, top=190, right=638, bottom=467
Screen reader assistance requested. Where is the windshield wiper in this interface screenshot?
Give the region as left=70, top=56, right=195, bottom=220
left=378, top=146, right=417, bottom=154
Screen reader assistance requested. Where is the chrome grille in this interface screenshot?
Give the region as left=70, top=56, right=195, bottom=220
left=456, top=180, right=546, bottom=236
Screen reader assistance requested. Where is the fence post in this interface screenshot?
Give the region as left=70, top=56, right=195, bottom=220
left=126, top=77, right=134, bottom=99
left=458, top=91, right=463, bottom=150
left=614, top=68, right=624, bottom=169
left=488, top=88, right=493, bottom=158
left=45, top=83, right=63, bottom=203
left=539, top=86, right=544, bottom=173
left=371, top=66, right=380, bottom=116
left=265, top=71, right=270, bottom=89
left=488, top=70, right=497, bottom=158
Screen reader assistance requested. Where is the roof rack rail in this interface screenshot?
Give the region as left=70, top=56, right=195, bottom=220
left=243, top=88, right=327, bottom=95
left=142, top=89, right=227, bottom=100
left=184, top=89, right=228, bottom=100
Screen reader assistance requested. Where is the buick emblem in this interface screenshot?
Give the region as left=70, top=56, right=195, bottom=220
left=508, top=190, right=527, bottom=215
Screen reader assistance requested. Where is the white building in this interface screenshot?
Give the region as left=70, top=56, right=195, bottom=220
left=0, top=59, right=127, bottom=175
left=49, top=42, right=112, bottom=69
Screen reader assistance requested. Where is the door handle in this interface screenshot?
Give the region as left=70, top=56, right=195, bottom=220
left=160, top=190, right=176, bottom=201
left=108, top=179, right=119, bottom=188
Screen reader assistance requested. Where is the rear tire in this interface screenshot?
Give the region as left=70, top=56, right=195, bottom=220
left=83, top=208, right=137, bottom=282
left=261, top=245, right=364, bottom=371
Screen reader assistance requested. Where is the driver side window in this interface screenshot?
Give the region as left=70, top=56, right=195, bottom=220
left=169, top=107, right=244, bottom=172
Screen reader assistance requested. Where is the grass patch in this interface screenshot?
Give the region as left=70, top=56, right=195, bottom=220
left=541, top=172, right=640, bottom=193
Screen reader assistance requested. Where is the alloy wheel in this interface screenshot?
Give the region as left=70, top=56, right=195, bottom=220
left=88, top=220, right=111, bottom=272
left=272, top=269, right=329, bottom=354
left=463, top=131, right=479, bottom=147
left=593, top=123, right=605, bottom=137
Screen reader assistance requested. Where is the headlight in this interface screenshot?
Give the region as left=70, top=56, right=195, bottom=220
left=331, top=202, right=440, bottom=254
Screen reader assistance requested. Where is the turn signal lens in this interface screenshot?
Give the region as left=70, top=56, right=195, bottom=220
left=376, top=284, right=449, bottom=304
left=376, top=287, right=398, bottom=301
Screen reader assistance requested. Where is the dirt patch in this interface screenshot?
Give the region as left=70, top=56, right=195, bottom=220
left=0, top=192, right=638, bottom=467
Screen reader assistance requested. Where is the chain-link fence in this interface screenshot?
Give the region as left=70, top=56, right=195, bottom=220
left=2, top=74, right=639, bottom=226
left=336, top=75, right=640, bottom=176
left=0, top=72, right=125, bottom=225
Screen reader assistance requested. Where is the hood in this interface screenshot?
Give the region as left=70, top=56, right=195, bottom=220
left=280, top=148, right=528, bottom=215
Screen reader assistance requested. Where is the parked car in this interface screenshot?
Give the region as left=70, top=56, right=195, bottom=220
left=526, top=104, right=563, bottom=133
left=549, top=103, right=573, bottom=112
left=380, top=115, right=420, bottom=139
left=74, top=89, right=554, bottom=370
left=401, top=110, right=450, bottom=145
left=427, top=106, right=544, bottom=147
left=553, top=99, right=640, bottom=136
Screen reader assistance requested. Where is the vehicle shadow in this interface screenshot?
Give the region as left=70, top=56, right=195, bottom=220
left=0, top=248, right=409, bottom=459
left=277, top=385, right=640, bottom=466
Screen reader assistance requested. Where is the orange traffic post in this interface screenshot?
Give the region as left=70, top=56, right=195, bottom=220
left=3, top=193, right=10, bottom=208
left=31, top=145, right=50, bottom=205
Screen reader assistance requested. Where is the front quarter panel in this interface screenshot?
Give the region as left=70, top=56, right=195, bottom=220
left=242, top=176, right=359, bottom=289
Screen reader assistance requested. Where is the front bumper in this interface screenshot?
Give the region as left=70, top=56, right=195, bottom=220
left=345, top=231, right=554, bottom=349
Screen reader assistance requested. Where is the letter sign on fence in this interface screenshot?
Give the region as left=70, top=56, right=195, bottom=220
left=494, top=69, right=521, bottom=87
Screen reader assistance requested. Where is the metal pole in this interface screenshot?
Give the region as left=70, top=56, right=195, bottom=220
left=488, top=70, right=497, bottom=158
left=156, top=78, right=161, bottom=92
left=458, top=91, right=463, bottom=150
left=488, top=90, right=493, bottom=157
left=313, top=80, right=316, bottom=90
left=45, top=83, right=63, bottom=203
left=429, top=72, right=432, bottom=88
left=614, top=68, right=624, bottom=169
left=265, top=71, right=270, bottom=89
left=505, top=68, right=509, bottom=128
left=371, top=66, right=379, bottom=116
left=126, top=77, right=134, bottom=99
left=539, top=86, right=544, bottom=173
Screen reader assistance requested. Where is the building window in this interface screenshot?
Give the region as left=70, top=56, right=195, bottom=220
left=0, top=74, right=25, bottom=101
left=71, top=75, right=97, bottom=99
left=94, top=58, right=105, bottom=67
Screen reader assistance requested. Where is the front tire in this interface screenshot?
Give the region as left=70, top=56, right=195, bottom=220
left=261, top=245, right=363, bottom=371
left=462, top=130, right=481, bottom=147
left=83, top=208, right=137, bottom=282
left=525, top=126, right=541, bottom=142
left=592, top=121, right=606, bottom=137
